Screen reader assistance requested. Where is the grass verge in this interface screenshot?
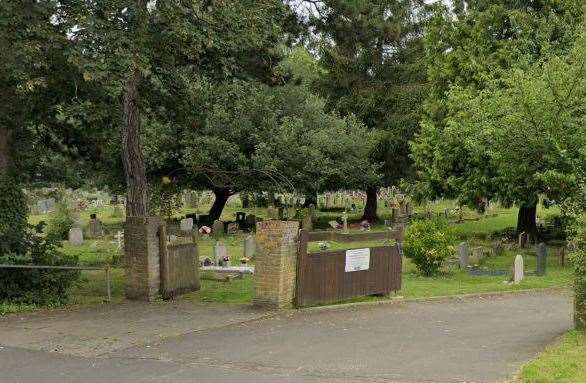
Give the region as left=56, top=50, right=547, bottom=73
left=512, top=330, right=586, bottom=383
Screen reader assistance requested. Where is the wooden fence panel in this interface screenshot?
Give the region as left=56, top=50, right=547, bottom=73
left=296, top=229, right=402, bottom=307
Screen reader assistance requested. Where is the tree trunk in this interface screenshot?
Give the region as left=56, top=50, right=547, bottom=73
left=303, top=191, right=318, bottom=208
left=517, top=203, right=537, bottom=238
left=121, top=68, right=149, bottom=217
left=361, top=187, right=378, bottom=222
left=0, top=125, right=13, bottom=176
left=209, top=188, right=231, bottom=221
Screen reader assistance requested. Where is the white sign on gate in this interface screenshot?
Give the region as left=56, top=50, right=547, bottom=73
left=345, top=248, right=370, bottom=272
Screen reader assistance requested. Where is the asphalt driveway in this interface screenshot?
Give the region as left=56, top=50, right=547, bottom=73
left=1, top=290, right=573, bottom=383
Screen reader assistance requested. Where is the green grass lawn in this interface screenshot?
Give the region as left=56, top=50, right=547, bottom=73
left=14, top=199, right=571, bottom=313
left=513, top=330, right=586, bottom=383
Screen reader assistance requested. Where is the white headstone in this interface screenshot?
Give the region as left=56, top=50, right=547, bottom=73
left=244, top=235, right=256, bottom=258
left=180, top=218, right=194, bottom=232
left=68, top=228, right=84, bottom=246
left=514, top=254, right=524, bottom=284
left=214, top=241, right=227, bottom=265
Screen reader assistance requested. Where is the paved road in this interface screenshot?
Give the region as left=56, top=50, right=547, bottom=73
left=1, top=290, right=572, bottom=383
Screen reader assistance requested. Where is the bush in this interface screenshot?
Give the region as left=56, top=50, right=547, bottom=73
left=45, top=202, right=75, bottom=240
left=0, top=175, right=28, bottom=255
left=570, top=251, right=586, bottom=330
left=404, top=218, right=455, bottom=276
left=569, top=216, right=586, bottom=330
left=0, top=224, right=80, bottom=306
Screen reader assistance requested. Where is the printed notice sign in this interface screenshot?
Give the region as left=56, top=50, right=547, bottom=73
left=345, top=248, right=370, bottom=272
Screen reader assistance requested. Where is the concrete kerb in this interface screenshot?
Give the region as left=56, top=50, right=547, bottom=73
left=296, top=287, right=571, bottom=314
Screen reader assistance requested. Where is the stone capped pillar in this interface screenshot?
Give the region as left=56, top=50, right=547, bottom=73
left=125, top=216, right=163, bottom=301
left=254, top=220, right=300, bottom=309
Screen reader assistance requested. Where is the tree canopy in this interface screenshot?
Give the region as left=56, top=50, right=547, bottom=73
left=411, top=0, right=585, bottom=234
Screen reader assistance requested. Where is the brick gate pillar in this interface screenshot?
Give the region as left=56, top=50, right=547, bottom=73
left=253, top=220, right=300, bottom=309
left=124, top=216, right=163, bottom=301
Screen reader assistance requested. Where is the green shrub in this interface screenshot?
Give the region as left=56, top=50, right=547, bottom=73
left=0, top=224, right=80, bottom=306
left=404, top=218, right=456, bottom=276
left=0, top=175, right=28, bottom=256
left=45, top=202, right=75, bottom=240
left=571, top=251, right=586, bottom=330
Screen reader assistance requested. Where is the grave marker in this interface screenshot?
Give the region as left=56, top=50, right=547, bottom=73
left=514, top=255, right=524, bottom=284
left=458, top=242, right=469, bottom=269
left=212, top=220, right=224, bottom=237
left=68, top=227, right=84, bottom=246
left=244, top=235, right=256, bottom=259
left=536, top=243, right=547, bottom=276
left=214, top=241, right=227, bottom=265
left=180, top=218, right=194, bottom=232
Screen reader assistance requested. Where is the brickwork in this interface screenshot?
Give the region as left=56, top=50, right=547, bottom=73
left=253, top=220, right=299, bottom=309
left=125, top=216, right=163, bottom=301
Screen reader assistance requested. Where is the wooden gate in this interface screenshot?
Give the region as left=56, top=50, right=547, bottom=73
left=296, top=229, right=403, bottom=307
left=159, top=226, right=200, bottom=299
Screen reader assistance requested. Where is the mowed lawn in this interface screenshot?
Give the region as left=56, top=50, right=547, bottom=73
left=8, top=202, right=571, bottom=311
left=513, top=330, right=586, bottom=383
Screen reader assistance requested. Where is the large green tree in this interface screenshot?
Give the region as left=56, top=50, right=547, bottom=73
left=309, top=0, right=429, bottom=221
left=143, top=75, right=380, bottom=220
left=59, top=0, right=294, bottom=216
left=412, top=0, right=585, bottom=235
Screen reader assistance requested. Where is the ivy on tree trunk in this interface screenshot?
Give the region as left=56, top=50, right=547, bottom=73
left=121, top=68, right=149, bottom=217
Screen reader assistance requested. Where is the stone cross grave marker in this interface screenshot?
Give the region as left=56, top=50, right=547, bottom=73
left=68, top=227, right=84, bottom=246
left=514, top=254, right=524, bottom=284
left=458, top=242, right=469, bottom=269
left=536, top=243, right=547, bottom=276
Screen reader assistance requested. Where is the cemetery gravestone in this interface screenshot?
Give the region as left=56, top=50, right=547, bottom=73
left=470, top=247, right=484, bottom=264
left=244, top=235, right=256, bottom=259
left=235, top=212, right=246, bottom=224
left=214, top=241, right=227, bottom=266
left=245, top=214, right=256, bottom=228
left=267, top=206, right=279, bottom=220
left=536, top=243, right=547, bottom=276
left=514, top=255, right=524, bottom=284
left=88, top=213, right=103, bottom=237
left=518, top=231, right=528, bottom=248
left=180, top=218, right=194, bottom=232
left=492, top=241, right=504, bottom=257
left=226, top=222, right=239, bottom=235
left=68, top=227, right=84, bottom=246
left=301, top=211, right=313, bottom=230
left=458, top=242, right=469, bottom=269
left=212, top=220, right=224, bottom=237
